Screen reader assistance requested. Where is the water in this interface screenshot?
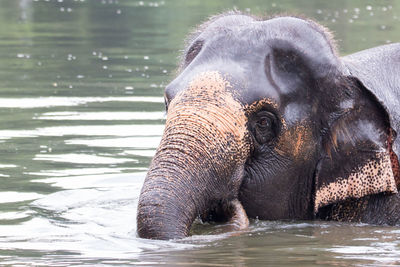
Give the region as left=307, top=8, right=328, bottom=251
left=0, top=0, right=399, bottom=266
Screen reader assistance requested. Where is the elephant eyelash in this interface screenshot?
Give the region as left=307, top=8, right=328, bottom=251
left=164, top=95, right=170, bottom=113
left=185, top=40, right=204, bottom=65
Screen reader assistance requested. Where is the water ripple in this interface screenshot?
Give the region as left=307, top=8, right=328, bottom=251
left=0, top=97, right=163, bottom=108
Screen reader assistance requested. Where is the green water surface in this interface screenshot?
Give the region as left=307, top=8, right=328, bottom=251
left=0, top=0, right=399, bottom=266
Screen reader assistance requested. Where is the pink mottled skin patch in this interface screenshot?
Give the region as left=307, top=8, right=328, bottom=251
left=315, top=152, right=398, bottom=212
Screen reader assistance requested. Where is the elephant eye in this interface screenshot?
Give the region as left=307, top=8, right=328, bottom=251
left=185, top=40, right=204, bottom=65
left=257, top=117, right=272, bottom=129
left=251, top=111, right=278, bottom=145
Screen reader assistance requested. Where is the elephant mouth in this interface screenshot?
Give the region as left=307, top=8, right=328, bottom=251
left=199, top=199, right=249, bottom=231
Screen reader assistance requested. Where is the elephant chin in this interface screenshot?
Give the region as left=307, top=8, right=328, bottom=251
left=136, top=71, right=251, bottom=240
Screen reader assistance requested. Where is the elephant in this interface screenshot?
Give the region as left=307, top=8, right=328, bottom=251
left=136, top=11, right=400, bottom=240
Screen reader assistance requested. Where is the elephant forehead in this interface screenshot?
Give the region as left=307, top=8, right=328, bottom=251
left=166, top=71, right=250, bottom=155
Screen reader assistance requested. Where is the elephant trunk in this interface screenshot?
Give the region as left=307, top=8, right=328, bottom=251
left=137, top=71, right=251, bottom=240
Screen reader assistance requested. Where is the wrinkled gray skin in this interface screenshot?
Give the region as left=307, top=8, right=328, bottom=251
left=137, top=12, right=400, bottom=240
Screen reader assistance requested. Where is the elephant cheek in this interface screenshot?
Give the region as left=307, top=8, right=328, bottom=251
left=275, top=124, right=314, bottom=159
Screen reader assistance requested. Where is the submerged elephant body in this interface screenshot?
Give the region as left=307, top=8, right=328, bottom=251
left=137, top=12, right=400, bottom=240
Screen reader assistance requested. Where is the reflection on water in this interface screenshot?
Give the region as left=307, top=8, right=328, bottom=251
left=0, top=96, right=164, bottom=108
left=0, top=125, right=164, bottom=139
left=36, top=111, right=165, bottom=120
left=0, top=0, right=399, bottom=266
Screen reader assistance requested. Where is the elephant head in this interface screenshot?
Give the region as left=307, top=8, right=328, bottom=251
left=137, top=13, right=400, bottom=240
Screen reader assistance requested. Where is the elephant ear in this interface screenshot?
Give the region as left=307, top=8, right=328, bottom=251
left=315, top=44, right=400, bottom=213
left=342, top=44, right=400, bottom=158
left=314, top=78, right=400, bottom=213
left=264, top=19, right=400, bottom=213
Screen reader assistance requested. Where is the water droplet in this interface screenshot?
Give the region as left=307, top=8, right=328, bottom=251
left=162, top=69, right=167, bottom=73
left=116, top=9, right=121, bottom=14
left=102, top=56, right=108, bottom=61
left=144, top=56, right=149, bottom=60
left=60, top=7, right=65, bottom=12
left=366, top=5, right=372, bottom=10
left=76, top=75, right=85, bottom=79
left=67, top=54, right=76, bottom=61
left=125, top=86, right=134, bottom=90
left=103, top=65, right=108, bottom=69
left=317, top=9, right=322, bottom=14
left=53, top=83, right=58, bottom=87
